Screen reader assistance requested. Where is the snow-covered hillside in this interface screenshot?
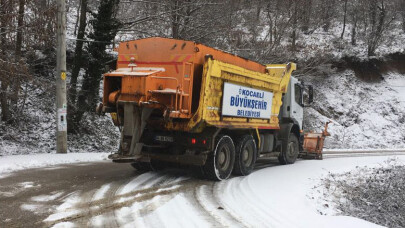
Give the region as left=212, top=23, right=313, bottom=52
left=0, top=76, right=120, bottom=156
left=304, top=70, right=405, bottom=149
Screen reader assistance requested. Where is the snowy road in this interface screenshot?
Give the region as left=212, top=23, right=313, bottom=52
left=1, top=155, right=404, bottom=228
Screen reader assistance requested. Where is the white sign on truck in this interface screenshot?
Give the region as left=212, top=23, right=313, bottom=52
left=222, top=82, right=273, bottom=119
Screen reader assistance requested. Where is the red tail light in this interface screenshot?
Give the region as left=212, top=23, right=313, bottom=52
left=191, top=138, right=196, bottom=144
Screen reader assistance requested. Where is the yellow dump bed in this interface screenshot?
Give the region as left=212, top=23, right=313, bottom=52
left=168, top=58, right=296, bottom=132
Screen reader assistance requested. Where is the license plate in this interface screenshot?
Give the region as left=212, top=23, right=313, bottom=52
left=155, top=136, right=174, bottom=142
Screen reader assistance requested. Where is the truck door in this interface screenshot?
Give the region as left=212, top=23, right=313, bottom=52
left=290, top=78, right=304, bottom=129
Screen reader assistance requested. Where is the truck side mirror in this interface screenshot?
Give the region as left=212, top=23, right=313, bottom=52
left=308, top=85, right=314, bottom=104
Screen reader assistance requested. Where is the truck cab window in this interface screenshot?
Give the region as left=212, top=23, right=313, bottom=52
left=294, top=84, right=303, bottom=106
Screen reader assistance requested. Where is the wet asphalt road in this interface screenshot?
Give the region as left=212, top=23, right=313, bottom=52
left=0, top=162, right=139, bottom=227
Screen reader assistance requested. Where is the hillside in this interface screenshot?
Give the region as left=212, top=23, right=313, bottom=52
left=305, top=69, right=405, bottom=149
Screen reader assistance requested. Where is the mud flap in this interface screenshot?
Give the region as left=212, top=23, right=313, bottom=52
left=120, top=103, right=152, bottom=158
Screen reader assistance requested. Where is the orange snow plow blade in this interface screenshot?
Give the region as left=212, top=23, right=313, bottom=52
left=300, top=121, right=331, bottom=160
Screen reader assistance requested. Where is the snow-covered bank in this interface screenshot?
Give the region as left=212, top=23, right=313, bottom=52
left=0, top=153, right=109, bottom=178
left=217, top=156, right=405, bottom=228
left=0, top=75, right=120, bottom=156
left=319, top=159, right=405, bottom=227
left=305, top=70, right=405, bottom=149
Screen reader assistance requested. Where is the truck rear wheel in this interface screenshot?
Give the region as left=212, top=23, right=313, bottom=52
left=203, top=135, right=235, bottom=181
left=278, top=133, right=299, bottom=165
left=233, top=135, right=257, bottom=176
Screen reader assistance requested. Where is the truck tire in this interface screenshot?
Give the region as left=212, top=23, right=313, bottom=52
left=203, top=135, right=235, bottom=181
left=233, top=135, right=257, bottom=176
left=278, top=133, right=299, bottom=165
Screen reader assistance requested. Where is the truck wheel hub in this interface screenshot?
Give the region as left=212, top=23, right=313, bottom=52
left=243, top=149, right=249, bottom=162
left=218, top=152, right=225, bottom=165
left=287, top=142, right=295, bottom=157
left=217, top=147, right=230, bottom=170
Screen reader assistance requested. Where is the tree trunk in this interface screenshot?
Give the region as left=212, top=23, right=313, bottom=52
left=322, top=0, right=330, bottom=32
left=70, top=0, right=87, bottom=102
left=291, top=1, right=298, bottom=52
left=171, top=0, right=180, bottom=39
left=68, top=0, right=87, bottom=132
left=16, top=0, right=25, bottom=58
left=255, top=0, right=262, bottom=21
left=351, top=17, right=357, bottom=45
left=402, top=13, right=405, bottom=32
left=400, top=0, right=405, bottom=32
left=367, top=0, right=387, bottom=56
left=0, top=82, right=10, bottom=122
left=74, top=0, right=82, bottom=35
left=301, top=0, right=312, bottom=33
left=340, top=0, right=347, bottom=39
left=74, top=0, right=121, bottom=126
left=0, top=0, right=10, bottom=122
left=11, top=0, right=26, bottom=110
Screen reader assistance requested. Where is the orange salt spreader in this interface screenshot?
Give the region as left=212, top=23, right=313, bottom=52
left=299, top=121, right=331, bottom=160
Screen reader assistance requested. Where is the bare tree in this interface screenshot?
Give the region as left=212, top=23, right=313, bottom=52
left=291, top=0, right=298, bottom=52
left=11, top=0, right=26, bottom=109
left=300, top=0, right=312, bottom=33
left=68, top=0, right=88, bottom=132
left=349, top=1, right=361, bottom=45
left=340, top=0, right=348, bottom=39
left=400, top=0, right=405, bottom=32
left=0, top=0, right=12, bottom=122
left=366, top=0, right=395, bottom=56
left=319, top=0, right=336, bottom=32
left=74, top=0, right=121, bottom=127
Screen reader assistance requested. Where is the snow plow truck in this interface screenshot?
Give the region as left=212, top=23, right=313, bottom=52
left=98, top=37, right=313, bottom=180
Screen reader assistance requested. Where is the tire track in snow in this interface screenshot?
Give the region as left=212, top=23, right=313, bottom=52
left=46, top=185, right=186, bottom=226
left=116, top=173, right=185, bottom=228
left=216, top=178, right=271, bottom=227
left=178, top=183, right=223, bottom=227
left=215, top=177, right=295, bottom=228
left=45, top=172, right=196, bottom=227
left=218, top=175, right=310, bottom=228
left=194, top=182, right=246, bottom=227
left=73, top=188, right=98, bottom=227
left=91, top=180, right=124, bottom=228
left=46, top=169, right=302, bottom=228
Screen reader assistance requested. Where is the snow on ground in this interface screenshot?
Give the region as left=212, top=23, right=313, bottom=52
left=216, top=156, right=405, bottom=228
left=0, top=153, right=109, bottom=178
left=314, top=158, right=405, bottom=227
left=93, top=184, right=111, bottom=201
left=42, top=155, right=405, bottom=228
left=385, top=72, right=405, bottom=103
left=304, top=70, right=405, bottom=149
